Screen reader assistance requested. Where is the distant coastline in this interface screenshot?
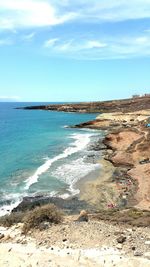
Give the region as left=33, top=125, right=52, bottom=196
left=17, top=95, right=150, bottom=113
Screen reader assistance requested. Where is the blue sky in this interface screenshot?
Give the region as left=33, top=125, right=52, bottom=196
left=0, top=0, right=150, bottom=102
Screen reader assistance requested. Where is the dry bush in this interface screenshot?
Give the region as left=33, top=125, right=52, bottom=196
left=22, top=204, right=63, bottom=234
left=0, top=212, right=25, bottom=227
left=93, top=208, right=150, bottom=227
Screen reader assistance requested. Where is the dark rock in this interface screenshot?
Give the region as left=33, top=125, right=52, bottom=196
left=116, top=236, right=126, bottom=244
left=0, top=233, right=4, bottom=240
left=134, top=251, right=143, bottom=256
left=39, top=222, right=50, bottom=231
left=62, top=238, right=67, bottom=242
left=12, top=196, right=92, bottom=215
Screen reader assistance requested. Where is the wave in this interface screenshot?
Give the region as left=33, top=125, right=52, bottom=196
left=0, top=190, right=58, bottom=217
left=52, top=157, right=101, bottom=195
left=0, top=193, right=23, bottom=217
left=24, top=133, right=93, bottom=190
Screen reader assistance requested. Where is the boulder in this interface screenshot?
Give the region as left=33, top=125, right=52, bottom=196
left=76, top=210, right=88, bottom=222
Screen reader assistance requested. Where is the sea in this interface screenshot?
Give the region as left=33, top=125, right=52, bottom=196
left=0, top=102, right=102, bottom=216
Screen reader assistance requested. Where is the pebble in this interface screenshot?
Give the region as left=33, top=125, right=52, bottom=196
left=116, top=244, right=123, bottom=250
left=62, top=238, right=67, bottom=242
left=0, top=233, right=4, bottom=240
left=145, top=241, right=150, bottom=245
left=134, top=251, right=143, bottom=257
left=126, top=228, right=133, bottom=233
left=116, top=236, right=126, bottom=244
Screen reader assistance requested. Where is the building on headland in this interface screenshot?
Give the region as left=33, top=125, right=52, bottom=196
left=132, top=94, right=140, bottom=98
left=143, top=93, right=150, bottom=97
left=132, top=93, right=150, bottom=98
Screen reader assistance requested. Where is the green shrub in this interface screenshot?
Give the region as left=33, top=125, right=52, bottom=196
left=22, top=204, right=63, bottom=233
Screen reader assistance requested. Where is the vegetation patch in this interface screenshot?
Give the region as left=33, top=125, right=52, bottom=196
left=0, top=212, right=25, bottom=227
left=22, top=204, right=63, bottom=234
left=92, top=208, right=150, bottom=227
left=0, top=204, right=63, bottom=233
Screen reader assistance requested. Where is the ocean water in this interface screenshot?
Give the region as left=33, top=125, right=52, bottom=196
left=0, top=103, right=102, bottom=216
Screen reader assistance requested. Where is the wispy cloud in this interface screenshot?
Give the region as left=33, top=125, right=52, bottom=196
left=0, top=96, right=21, bottom=101
left=44, top=38, right=59, bottom=48
left=1, top=1, right=150, bottom=60
left=84, top=41, right=107, bottom=49
left=44, top=38, right=107, bottom=51
left=51, top=0, right=150, bottom=23
left=43, top=34, right=150, bottom=59
left=22, top=32, right=35, bottom=41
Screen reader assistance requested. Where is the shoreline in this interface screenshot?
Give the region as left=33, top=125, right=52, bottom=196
left=0, top=107, right=150, bottom=267
left=2, top=108, right=150, bottom=215
left=74, top=109, right=150, bottom=211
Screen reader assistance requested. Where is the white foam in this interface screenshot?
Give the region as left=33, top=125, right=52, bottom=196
left=52, top=157, right=100, bottom=195
left=24, top=133, right=92, bottom=190
left=0, top=193, right=23, bottom=217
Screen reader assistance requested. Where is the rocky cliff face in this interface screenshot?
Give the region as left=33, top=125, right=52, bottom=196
left=74, top=109, right=150, bottom=210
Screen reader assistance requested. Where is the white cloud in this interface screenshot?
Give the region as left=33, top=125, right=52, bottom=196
left=22, top=32, right=35, bottom=41
left=57, top=40, right=73, bottom=51
left=135, top=37, right=148, bottom=45
left=44, top=38, right=107, bottom=52
left=44, top=38, right=59, bottom=47
left=52, top=0, right=150, bottom=23
left=1, top=1, right=150, bottom=60
left=85, top=41, right=107, bottom=49
left=0, top=96, right=21, bottom=100
left=43, top=34, right=150, bottom=59
left=0, top=0, right=150, bottom=31
left=0, top=0, right=77, bottom=30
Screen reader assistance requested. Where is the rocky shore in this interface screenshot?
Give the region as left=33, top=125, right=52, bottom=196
left=1, top=100, right=150, bottom=266
left=75, top=110, right=150, bottom=211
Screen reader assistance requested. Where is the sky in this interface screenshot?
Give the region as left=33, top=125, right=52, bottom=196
left=0, top=0, right=150, bottom=102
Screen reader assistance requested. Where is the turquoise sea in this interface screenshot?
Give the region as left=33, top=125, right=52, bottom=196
left=0, top=103, right=101, bottom=216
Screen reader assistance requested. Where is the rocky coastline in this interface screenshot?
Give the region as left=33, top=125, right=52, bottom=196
left=74, top=110, right=150, bottom=211
left=13, top=104, right=150, bottom=213
left=18, top=95, right=150, bottom=113
left=0, top=100, right=150, bottom=266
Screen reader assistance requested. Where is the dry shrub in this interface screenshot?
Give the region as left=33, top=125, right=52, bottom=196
left=93, top=208, right=150, bottom=227
left=0, top=212, right=24, bottom=227
left=22, top=204, right=63, bottom=233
